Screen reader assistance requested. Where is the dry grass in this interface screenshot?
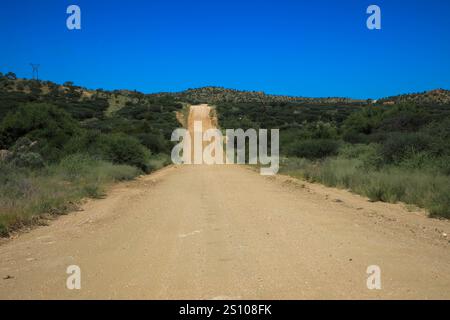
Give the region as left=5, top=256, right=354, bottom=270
left=280, top=157, right=450, bottom=219
left=0, top=154, right=140, bottom=236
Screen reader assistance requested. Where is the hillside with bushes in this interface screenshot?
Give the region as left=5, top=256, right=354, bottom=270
left=150, top=86, right=368, bottom=105
left=216, top=98, right=450, bottom=219
left=1, top=71, right=450, bottom=236
left=378, top=89, right=450, bottom=106
left=0, top=73, right=182, bottom=236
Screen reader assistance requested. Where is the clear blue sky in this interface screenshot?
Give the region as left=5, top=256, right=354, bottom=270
left=1, top=0, right=449, bottom=99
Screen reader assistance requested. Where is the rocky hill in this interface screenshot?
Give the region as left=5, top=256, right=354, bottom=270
left=378, top=89, right=450, bottom=106
left=150, top=86, right=367, bottom=105
left=0, top=74, right=178, bottom=120
left=1, top=73, right=449, bottom=120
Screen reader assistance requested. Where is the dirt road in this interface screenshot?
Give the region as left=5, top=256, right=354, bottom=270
left=0, top=105, right=449, bottom=299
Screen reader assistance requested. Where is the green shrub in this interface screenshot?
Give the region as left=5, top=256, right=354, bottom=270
left=62, top=130, right=101, bottom=155
left=280, top=157, right=450, bottom=219
left=10, top=152, right=44, bottom=168
left=0, top=224, right=8, bottom=237
left=381, top=132, right=433, bottom=163
left=338, top=143, right=383, bottom=169
left=0, top=155, right=140, bottom=236
left=429, top=192, right=450, bottom=219
left=94, top=134, right=151, bottom=171
left=138, top=132, right=168, bottom=154
left=342, top=106, right=383, bottom=135
left=0, top=103, right=81, bottom=161
left=147, top=153, right=172, bottom=172
left=398, top=151, right=435, bottom=171
left=57, top=153, right=99, bottom=179
left=378, top=107, right=430, bottom=132
left=83, top=183, right=104, bottom=199
left=287, top=139, right=340, bottom=159
left=434, top=156, right=450, bottom=175
left=342, top=130, right=369, bottom=144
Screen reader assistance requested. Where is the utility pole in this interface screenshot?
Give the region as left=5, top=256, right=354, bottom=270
left=30, top=63, right=40, bottom=80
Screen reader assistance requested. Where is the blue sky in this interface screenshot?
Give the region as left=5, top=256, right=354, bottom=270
left=1, top=0, right=449, bottom=98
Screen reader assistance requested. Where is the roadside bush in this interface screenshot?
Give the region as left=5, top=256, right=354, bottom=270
left=378, top=111, right=429, bottom=132
left=56, top=154, right=140, bottom=183
left=342, top=106, right=383, bottom=135
left=434, top=156, right=450, bottom=175
left=94, top=134, right=151, bottom=172
left=0, top=155, right=140, bottom=236
left=338, top=143, right=383, bottom=169
left=147, top=153, right=172, bottom=171
left=287, top=139, right=340, bottom=159
left=57, top=153, right=99, bottom=180
left=138, top=132, right=168, bottom=154
left=429, top=191, right=450, bottom=219
left=342, top=130, right=369, bottom=144
left=308, top=121, right=339, bottom=139
left=421, top=118, right=450, bottom=157
left=0, top=103, right=81, bottom=161
left=381, top=132, right=433, bottom=163
left=62, top=129, right=100, bottom=155
left=280, top=157, right=450, bottom=219
left=10, top=152, right=44, bottom=169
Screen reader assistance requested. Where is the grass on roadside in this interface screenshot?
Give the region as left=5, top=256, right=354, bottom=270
left=280, top=157, right=450, bottom=219
left=0, top=154, right=141, bottom=236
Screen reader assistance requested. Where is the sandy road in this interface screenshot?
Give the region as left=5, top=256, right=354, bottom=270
left=0, top=105, right=449, bottom=299
left=188, top=104, right=215, bottom=133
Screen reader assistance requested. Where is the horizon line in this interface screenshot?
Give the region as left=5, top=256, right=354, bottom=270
left=3, top=72, right=449, bottom=102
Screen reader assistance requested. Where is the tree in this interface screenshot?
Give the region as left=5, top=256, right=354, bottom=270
left=5, top=72, right=17, bottom=80
left=94, top=133, right=151, bottom=171
left=0, top=103, right=81, bottom=161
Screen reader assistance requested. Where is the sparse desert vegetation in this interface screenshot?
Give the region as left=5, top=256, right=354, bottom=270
left=214, top=94, right=450, bottom=219
left=0, top=75, right=179, bottom=235
left=1, top=72, right=450, bottom=237
left=0, top=155, right=140, bottom=236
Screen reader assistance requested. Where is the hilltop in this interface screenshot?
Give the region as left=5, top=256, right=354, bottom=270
left=0, top=75, right=173, bottom=119
left=378, top=89, right=450, bottom=106
left=150, top=86, right=367, bottom=106
left=1, top=73, right=450, bottom=117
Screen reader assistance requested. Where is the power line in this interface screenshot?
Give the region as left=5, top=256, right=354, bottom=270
left=30, top=63, right=40, bottom=80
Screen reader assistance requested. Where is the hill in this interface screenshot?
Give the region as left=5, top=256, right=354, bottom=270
left=150, top=86, right=367, bottom=105
left=2, top=73, right=449, bottom=115
left=0, top=74, right=182, bottom=235
left=1, top=72, right=450, bottom=236
left=0, top=75, right=179, bottom=120
left=378, top=89, right=450, bottom=106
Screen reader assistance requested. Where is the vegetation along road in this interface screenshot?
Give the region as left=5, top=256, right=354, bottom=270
left=0, top=105, right=449, bottom=299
